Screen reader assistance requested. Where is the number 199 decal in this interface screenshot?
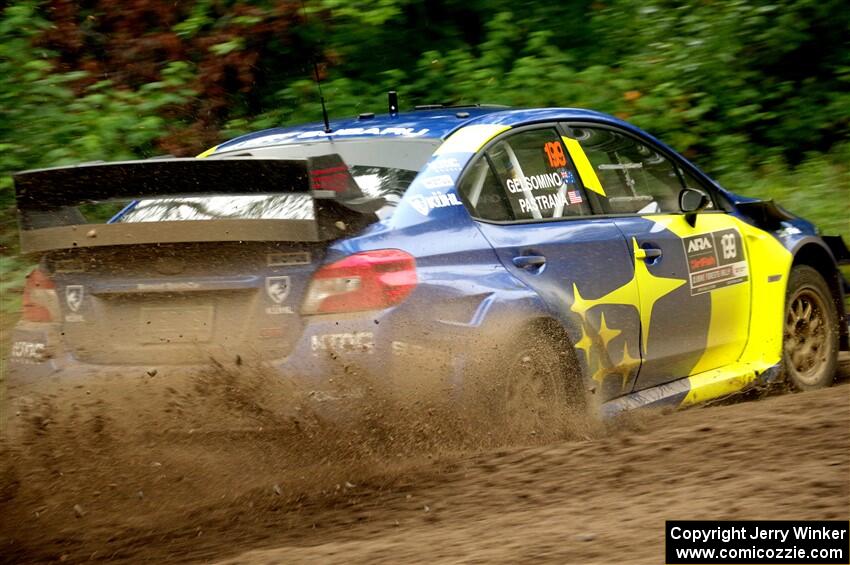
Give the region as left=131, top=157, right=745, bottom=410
left=543, top=141, right=567, bottom=168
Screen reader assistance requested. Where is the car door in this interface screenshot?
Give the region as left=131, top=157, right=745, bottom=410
left=456, top=125, right=643, bottom=402
left=562, top=123, right=752, bottom=391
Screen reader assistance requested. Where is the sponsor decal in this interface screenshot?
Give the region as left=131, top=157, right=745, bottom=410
left=776, top=225, right=802, bottom=238
left=429, top=157, right=462, bottom=173
left=267, top=251, right=311, bottom=267
left=266, top=305, right=294, bottom=315
left=10, top=341, right=46, bottom=364
left=720, top=231, right=737, bottom=260
left=223, top=126, right=430, bottom=151
left=409, top=191, right=463, bottom=215
left=265, top=276, right=290, bottom=304
left=311, top=332, right=375, bottom=355
left=690, top=256, right=716, bottom=270
left=66, top=285, right=84, bottom=313
left=391, top=340, right=428, bottom=357
left=543, top=141, right=568, bottom=167
left=422, top=175, right=454, bottom=189
left=687, top=236, right=713, bottom=253
left=682, top=228, right=748, bottom=295
left=560, top=170, right=576, bottom=184
left=64, top=285, right=86, bottom=320
left=506, top=172, right=564, bottom=194
left=265, top=275, right=293, bottom=314
left=137, top=282, right=201, bottom=291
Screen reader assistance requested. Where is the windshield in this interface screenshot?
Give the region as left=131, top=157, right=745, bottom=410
left=112, top=138, right=438, bottom=223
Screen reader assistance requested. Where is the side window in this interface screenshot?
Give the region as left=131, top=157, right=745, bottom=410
left=566, top=126, right=684, bottom=215
left=459, top=128, right=590, bottom=221
left=458, top=158, right=513, bottom=221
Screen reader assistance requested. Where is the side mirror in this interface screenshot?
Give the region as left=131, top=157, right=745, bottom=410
left=679, top=188, right=709, bottom=227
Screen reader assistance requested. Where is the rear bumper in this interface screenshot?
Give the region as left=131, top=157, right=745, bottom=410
left=5, top=313, right=469, bottom=398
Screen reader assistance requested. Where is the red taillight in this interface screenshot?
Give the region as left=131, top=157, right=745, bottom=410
left=302, top=249, right=417, bottom=314
left=22, top=268, right=57, bottom=322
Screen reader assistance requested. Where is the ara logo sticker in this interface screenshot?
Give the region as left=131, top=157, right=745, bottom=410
left=265, top=276, right=291, bottom=304
left=409, top=192, right=463, bottom=215
left=65, top=285, right=84, bottom=312
left=687, top=236, right=713, bottom=253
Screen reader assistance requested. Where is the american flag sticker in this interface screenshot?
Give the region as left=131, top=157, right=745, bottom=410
left=568, top=189, right=583, bottom=204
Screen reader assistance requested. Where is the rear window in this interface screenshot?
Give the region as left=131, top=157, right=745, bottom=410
left=115, top=194, right=315, bottom=222
left=112, top=138, right=439, bottom=223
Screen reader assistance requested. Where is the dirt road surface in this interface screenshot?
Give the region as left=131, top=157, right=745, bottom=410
left=1, top=358, right=848, bottom=564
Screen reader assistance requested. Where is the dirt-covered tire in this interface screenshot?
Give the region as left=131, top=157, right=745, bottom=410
left=495, top=324, right=586, bottom=439
left=782, top=265, right=839, bottom=390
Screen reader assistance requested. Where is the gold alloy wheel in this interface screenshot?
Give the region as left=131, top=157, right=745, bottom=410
left=784, top=287, right=832, bottom=387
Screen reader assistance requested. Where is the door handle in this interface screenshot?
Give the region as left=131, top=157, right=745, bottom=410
left=635, top=247, right=662, bottom=261
left=512, top=255, right=547, bottom=269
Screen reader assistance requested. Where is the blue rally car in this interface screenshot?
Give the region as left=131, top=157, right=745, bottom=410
left=8, top=105, right=849, bottom=417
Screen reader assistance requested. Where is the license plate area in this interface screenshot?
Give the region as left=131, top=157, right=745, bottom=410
left=139, top=305, right=214, bottom=344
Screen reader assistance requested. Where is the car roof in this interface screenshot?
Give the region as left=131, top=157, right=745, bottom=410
left=213, top=106, right=650, bottom=153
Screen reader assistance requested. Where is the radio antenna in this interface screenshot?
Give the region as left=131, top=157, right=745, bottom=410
left=312, top=60, right=331, bottom=133
left=300, top=0, right=331, bottom=133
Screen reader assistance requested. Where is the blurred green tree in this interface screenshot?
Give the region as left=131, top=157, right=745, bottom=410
left=1, top=0, right=847, bottom=243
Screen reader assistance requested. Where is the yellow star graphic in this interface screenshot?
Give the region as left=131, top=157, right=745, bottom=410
left=590, top=356, right=611, bottom=385
left=610, top=341, right=641, bottom=389
left=567, top=234, right=687, bottom=392
left=597, top=313, right=622, bottom=350
left=645, top=214, right=700, bottom=238
left=570, top=281, right=639, bottom=320
left=574, top=321, right=593, bottom=357
left=631, top=237, right=686, bottom=353
left=570, top=278, right=640, bottom=390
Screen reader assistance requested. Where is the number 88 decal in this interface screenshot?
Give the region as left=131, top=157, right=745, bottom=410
left=544, top=141, right=567, bottom=168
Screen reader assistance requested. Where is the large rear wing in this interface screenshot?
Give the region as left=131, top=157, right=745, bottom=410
left=14, top=155, right=380, bottom=254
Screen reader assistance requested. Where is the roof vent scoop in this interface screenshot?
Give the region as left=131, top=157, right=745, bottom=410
left=388, top=91, right=399, bottom=118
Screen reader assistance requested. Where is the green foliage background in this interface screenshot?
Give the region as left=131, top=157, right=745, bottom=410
left=1, top=0, right=848, bottom=318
